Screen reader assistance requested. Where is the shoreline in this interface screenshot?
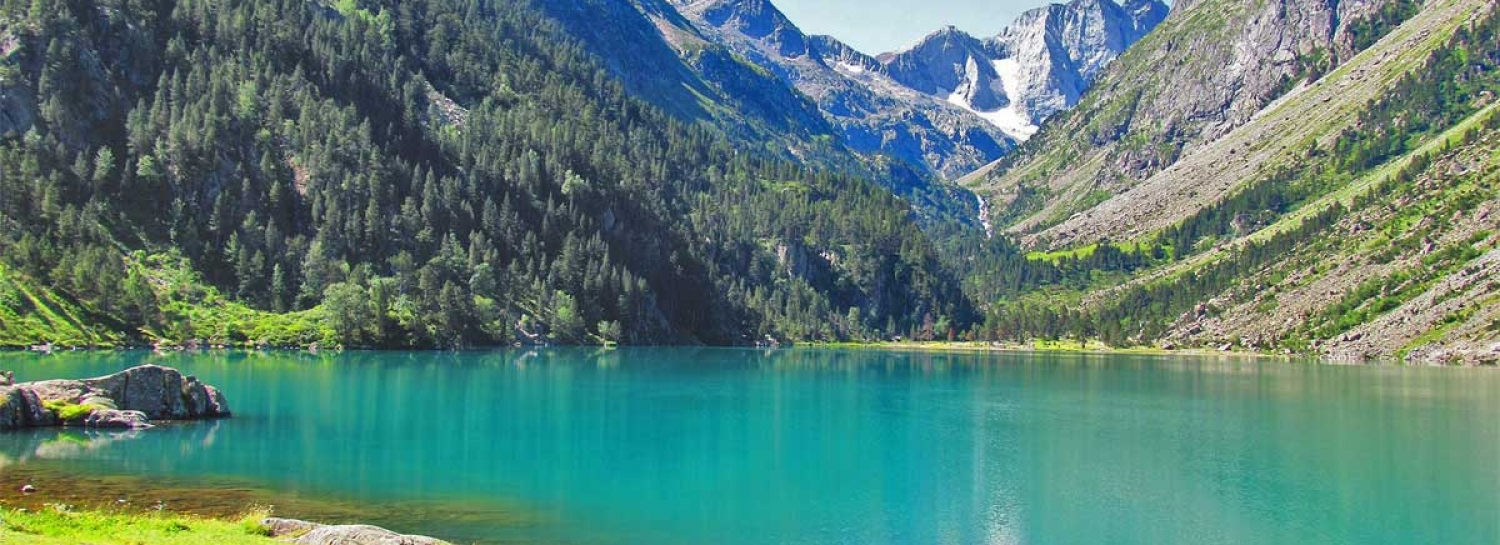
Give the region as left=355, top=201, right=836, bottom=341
left=801, top=340, right=1302, bottom=360
left=0, top=464, right=493, bottom=544
left=5, top=342, right=1487, bottom=367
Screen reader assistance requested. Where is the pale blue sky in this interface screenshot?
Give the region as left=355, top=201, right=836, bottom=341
left=774, top=0, right=1048, bottom=55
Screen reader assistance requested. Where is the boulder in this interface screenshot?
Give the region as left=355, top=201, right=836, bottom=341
left=79, top=365, right=230, bottom=420
left=0, top=365, right=229, bottom=431
left=262, top=518, right=449, bottom=545
left=82, top=365, right=185, bottom=419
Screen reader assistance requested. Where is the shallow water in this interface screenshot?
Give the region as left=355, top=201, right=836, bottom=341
left=1, top=349, right=1497, bottom=544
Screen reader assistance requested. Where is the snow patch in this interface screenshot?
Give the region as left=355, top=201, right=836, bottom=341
left=941, top=57, right=1039, bottom=142
left=835, top=62, right=866, bottom=75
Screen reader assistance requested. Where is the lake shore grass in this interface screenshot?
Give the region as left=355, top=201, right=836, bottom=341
left=0, top=505, right=275, bottom=545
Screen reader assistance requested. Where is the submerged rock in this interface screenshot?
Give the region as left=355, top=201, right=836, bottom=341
left=262, top=518, right=450, bottom=545
left=0, top=365, right=230, bottom=431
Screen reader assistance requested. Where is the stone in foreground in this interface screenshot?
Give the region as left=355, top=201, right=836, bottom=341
left=263, top=517, right=450, bottom=545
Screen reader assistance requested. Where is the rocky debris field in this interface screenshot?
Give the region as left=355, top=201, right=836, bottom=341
left=1163, top=121, right=1500, bottom=365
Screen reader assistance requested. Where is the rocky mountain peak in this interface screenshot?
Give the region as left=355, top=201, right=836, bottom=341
left=882, top=27, right=995, bottom=97
left=877, top=0, right=1169, bottom=142
left=647, top=0, right=1169, bottom=178
left=672, top=0, right=812, bottom=57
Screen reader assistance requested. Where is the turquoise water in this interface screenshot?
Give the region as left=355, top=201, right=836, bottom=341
left=2, top=349, right=1498, bottom=544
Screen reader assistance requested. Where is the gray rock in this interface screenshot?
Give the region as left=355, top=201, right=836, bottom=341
left=0, top=387, right=22, bottom=430
left=83, top=410, right=154, bottom=429
left=1, top=365, right=229, bottom=431
left=0, top=387, right=57, bottom=430
left=80, top=395, right=118, bottom=410
left=261, top=517, right=323, bottom=537
left=78, top=365, right=230, bottom=420
left=205, top=385, right=231, bottom=417
left=262, top=518, right=450, bottom=545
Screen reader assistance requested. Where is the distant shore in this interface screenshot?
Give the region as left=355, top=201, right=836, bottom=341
left=803, top=340, right=1299, bottom=360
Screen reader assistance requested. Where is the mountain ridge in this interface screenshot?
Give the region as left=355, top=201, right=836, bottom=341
left=659, top=0, right=1168, bottom=179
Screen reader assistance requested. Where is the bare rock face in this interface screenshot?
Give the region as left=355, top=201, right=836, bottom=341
left=262, top=518, right=450, bottom=545
left=0, top=387, right=57, bottom=429
left=0, top=365, right=231, bottom=431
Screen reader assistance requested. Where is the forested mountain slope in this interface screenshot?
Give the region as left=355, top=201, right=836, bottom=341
left=543, top=0, right=983, bottom=226
left=0, top=0, right=971, bottom=348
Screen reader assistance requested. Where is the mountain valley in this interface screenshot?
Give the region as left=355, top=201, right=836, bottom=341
left=2, top=0, right=1498, bottom=364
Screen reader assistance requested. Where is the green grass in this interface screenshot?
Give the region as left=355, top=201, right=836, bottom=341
left=0, top=506, right=277, bottom=545
left=2, top=253, right=336, bottom=349
left=1026, top=244, right=1100, bottom=262
left=139, top=256, right=332, bottom=348
left=0, top=264, right=125, bottom=348
left=40, top=400, right=102, bottom=422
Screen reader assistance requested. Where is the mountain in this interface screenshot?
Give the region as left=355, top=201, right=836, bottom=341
left=537, top=0, right=980, bottom=225
left=955, top=0, right=1500, bottom=364
left=5, top=0, right=1495, bottom=363
left=973, top=0, right=1434, bottom=239
left=665, top=0, right=1168, bottom=179
left=0, top=0, right=972, bottom=349
left=882, top=0, right=1168, bottom=141
left=541, top=0, right=837, bottom=148
left=656, top=0, right=1010, bottom=180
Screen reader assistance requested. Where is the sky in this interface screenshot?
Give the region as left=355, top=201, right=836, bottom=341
left=772, top=0, right=1047, bottom=55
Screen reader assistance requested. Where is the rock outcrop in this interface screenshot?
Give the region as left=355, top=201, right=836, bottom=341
left=0, top=365, right=230, bottom=431
left=263, top=518, right=450, bottom=545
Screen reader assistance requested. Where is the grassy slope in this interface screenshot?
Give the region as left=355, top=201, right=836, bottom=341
left=0, top=254, right=330, bottom=349
left=0, top=507, right=276, bottom=545
left=1075, top=104, right=1500, bottom=361
left=0, top=265, right=124, bottom=348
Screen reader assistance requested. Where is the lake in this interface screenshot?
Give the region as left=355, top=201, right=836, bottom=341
left=1, top=349, right=1497, bottom=544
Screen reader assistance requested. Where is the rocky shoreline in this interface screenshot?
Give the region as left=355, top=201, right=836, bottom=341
left=0, top=365, right=230, bottom=430
left=1, top=366, right=451, bottom=543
